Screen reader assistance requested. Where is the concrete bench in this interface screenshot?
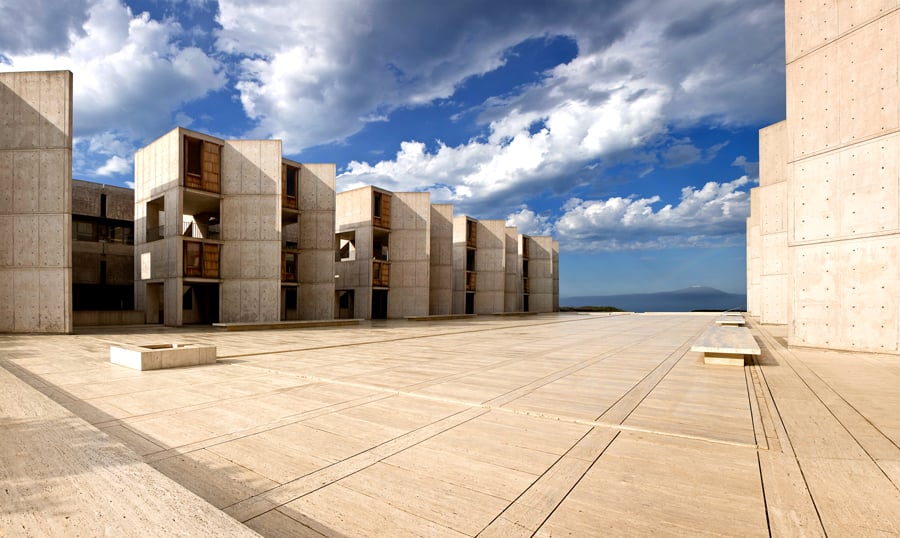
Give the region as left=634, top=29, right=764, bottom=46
left=691, top=326, right=760, bottom=366
left=212, top=319, right=361, bottom=331
left=715, top=316, right=746, bottom=326
left=110, top=343, right=217, bottom=371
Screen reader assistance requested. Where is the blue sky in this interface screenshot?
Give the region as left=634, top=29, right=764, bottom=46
left=1, top=0, right=786, bottom=297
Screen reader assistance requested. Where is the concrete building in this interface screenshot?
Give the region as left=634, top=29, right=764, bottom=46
left=450, top=217, right=559, bottom=315
left=517, top=234, right=559, bottom=314
left=0, top=70, right=73, bottom=333
left=134, top=127, right=335, bottom=326
left=71, top=179, right=139, bottom=326
left=335, top=186, right=434, bottom=319
left=749, top=1, right=900, bottom=354
left=429, top=204, right=454, bottom=316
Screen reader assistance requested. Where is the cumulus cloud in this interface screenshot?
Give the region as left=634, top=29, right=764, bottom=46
left=0, top=0, right=91, bottom=54
left=554, top=177, right=751, bottom=250
left=506, top=207, right=554, bottom=237
left=323, top=0, right=784, bottom=215
left=216, top=0, right=633, bottom=153
left=96, top=155, right=131, bottom=176
left=1, top=0, right=226, bottom=181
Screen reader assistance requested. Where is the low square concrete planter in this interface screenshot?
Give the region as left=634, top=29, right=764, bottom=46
left=110, top=343, right=217, bottom=371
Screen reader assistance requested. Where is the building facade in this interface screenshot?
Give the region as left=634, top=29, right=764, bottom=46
left=749, top=1, right=900, bottom=353
left=134, top=127, right=335, bottom=326
left=0, top=70, right=73, bottom=333
left=335, top=186, right=433, bottom=319
left=72, top=179, right=138, bottom=325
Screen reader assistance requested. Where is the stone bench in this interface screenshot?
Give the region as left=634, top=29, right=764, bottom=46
left=691, top=326, right=760, bottom=366
left=715, top=315, right=746, bottom=326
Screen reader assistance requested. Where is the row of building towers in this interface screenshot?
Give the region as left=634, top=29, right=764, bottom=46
left=0, top=71, right=558, bottom=332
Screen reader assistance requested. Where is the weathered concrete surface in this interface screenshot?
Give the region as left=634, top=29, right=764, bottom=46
left=0, top=70, right=73, bottom=333
left=751, top=3, right=900, bottom=353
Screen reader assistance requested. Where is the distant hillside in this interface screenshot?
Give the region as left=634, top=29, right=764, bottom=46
left=561, top=286, right=746, bottom=313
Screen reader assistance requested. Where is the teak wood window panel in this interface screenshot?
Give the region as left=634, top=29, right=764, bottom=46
left=183, top=240, right=220, bottom=278
left=373, top=192, right=391, bottom=229
left=466, top=270, right=476, bottom=292
left=373, top=260, right=390, bottom=287
left=466, top=220, right=476, bottom=248
left=184, top=136, right=221, bottom=193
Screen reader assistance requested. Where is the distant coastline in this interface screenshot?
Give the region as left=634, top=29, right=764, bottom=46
left=561, top=286, right=746, bottom=313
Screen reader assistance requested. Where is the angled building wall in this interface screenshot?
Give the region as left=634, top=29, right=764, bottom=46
left=473, top=220, right=506, bottom=314
left=429, top=204, right=453, bottom=315
left=451, top=215, right=473, bottom=314
left=388, top=192, right=430, bottom=318
left=504, top=226, right=520, bottom=313
left=220, top=140, right=282, bottom=323
left=528, top=236, right=555, bottom=313
left=757, top=121, right=789, bottom=325
left=297, top=163, right=336, bottom=320
left=0, top=71, right=73, bottom=333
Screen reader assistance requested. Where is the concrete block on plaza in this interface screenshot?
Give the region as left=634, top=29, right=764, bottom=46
left=110, top=342, right=217, bottom=370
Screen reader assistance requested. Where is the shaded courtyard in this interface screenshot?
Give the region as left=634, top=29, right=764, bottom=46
left=2, top=313, right=899, bottom=536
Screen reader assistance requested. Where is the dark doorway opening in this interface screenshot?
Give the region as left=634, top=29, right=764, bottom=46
left=372, top=290, right=388, bottom=319
left=465, top=292, right=474, bottom=315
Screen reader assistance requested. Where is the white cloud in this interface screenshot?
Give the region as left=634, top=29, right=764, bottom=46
left=1, top=0, right=226, bottom=182
left=324, top=0, right=783, bottom=216
left=506, top=207, right=554, bottom=237
left=0, top=0, right=90, bottom=54
left=96, top=155, right=131, bottom=176
left=554, top=177, right=751, bottom=250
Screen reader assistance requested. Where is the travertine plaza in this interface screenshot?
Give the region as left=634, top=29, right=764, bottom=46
left=3, top=1, right=900, bottom=536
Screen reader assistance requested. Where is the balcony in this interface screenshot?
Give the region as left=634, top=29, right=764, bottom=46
left=373, top=260, right=390, bottom=287
left=466, top=271, right=476, bottom=292
left=183, top=240, right=219, bottom=279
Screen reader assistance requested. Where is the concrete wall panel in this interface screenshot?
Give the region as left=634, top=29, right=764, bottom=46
left=837, top=14, right=899, bottom=145
left=838, top=0, right=899, bottom=35
left=429, top=204, right=453, bottom=315
left=759, top=121, right=788, bottom=187
left=785, top=0, right=838, bottom=62
left=0, top=71, right=72, bottom=332
left=838, top=134, right=900, bottom=236
left=791, top=154, right=840, bottom=242
left=787, top=50, right=841, bottom=159
left=762, top=232, right=788, bottom=276
left=760, top=182, right=787, bottom=235
left=761, top=274, right=789, bottom=325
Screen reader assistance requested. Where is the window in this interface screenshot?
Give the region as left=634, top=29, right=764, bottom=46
left=74, top=220, right=96, bottom=241
left=184, top=242, right=201, bottom=276
left=186, top=138, right=202, bottom=176
left=373, top=192, right=382, bottom=218
left=286, top=166, right=298, bottom=197
left=100, top=193, right=107, bottom=218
